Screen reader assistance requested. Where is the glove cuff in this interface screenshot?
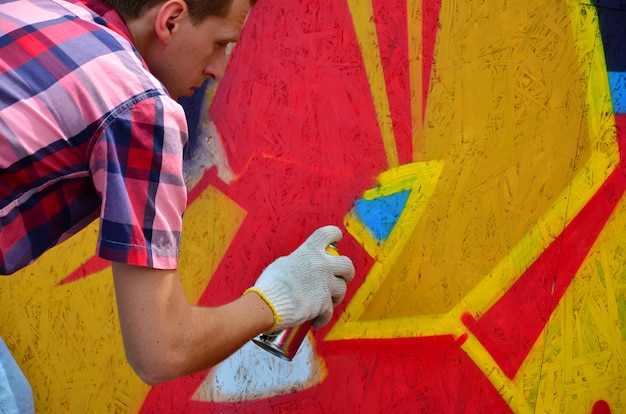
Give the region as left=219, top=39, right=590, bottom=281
left=244, top=287, right=281, bottom=333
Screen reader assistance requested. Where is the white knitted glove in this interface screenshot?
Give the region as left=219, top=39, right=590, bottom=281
left=245, top=225, right=355, bottom=331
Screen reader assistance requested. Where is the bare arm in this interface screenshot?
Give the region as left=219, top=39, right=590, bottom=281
left=111, top=262, right=274, bottom=385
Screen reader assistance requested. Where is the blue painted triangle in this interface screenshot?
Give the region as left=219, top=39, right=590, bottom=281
left=354, top=190, right=411, bottom=241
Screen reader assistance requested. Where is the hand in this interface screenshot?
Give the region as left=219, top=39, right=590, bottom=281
left=246, top=225, right=355, bottom=331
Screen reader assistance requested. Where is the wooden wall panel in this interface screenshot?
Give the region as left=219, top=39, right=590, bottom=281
left=1, top=0, right=625, bottom=412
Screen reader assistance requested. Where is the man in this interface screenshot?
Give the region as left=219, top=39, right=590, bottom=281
left=0, top=0, right=355, bottom=412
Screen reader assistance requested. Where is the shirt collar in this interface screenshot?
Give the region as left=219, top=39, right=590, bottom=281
left=69, top=0, right=135, bottom=45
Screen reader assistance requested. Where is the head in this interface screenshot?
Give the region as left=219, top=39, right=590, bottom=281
left=108, top=0, right=256, bottom=99
left=104, top=0, right=255, bottom=23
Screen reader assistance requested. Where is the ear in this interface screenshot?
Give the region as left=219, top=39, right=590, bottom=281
left=154, top=0, right=188, bottom=44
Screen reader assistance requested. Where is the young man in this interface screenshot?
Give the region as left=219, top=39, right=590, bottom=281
left=0, top=0, right=355, bottom=412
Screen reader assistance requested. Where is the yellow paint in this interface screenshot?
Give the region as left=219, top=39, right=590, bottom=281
left=0, top=222, right=146, bottom=412
left=522, top=191, right=626, bottom=413
left=2, top=0, right=625, bottom=412
left=346, top=0, right=399, bottom=168
left=0, top=184, right=246, bottom=412
left=344, top=162, right=445, bottom=260
left=408, top=1, right=424, bottom=155
left=331, top=160, right=443, bottom=340
left=362, top=162, right=437, bottom=199
left=331, top=0, right=626, bottom=412
left=331, top=0, right=617, bottom=339
left=178, top=185, right=247, bottom=304
left=461, top=334, right=534, bottom=414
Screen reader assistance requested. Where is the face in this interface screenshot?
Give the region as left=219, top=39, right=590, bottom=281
left=147, top=0, right=251, bottom=100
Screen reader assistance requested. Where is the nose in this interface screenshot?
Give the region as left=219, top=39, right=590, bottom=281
left=204, top=49, right=227, bottom=81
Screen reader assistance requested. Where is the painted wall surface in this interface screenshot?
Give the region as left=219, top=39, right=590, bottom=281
left=1, top=0, right=626, bottom=412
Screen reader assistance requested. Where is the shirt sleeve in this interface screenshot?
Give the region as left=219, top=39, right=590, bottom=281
left=89, top=93, right=189, bottom=269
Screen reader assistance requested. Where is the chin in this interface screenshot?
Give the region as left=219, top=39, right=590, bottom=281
left=170, top=91, right=186, bottom=101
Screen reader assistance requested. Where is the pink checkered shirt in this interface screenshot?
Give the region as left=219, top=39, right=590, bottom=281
left=0, top=0, right=188, bottom=274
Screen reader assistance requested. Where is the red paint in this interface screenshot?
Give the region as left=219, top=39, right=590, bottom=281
left=142, top=337, right=513, bottom=413
left=372, top=0, right=412, bottom=165
left=592, top=400, right=612, bottom=414
left=371, top=0, right=441, bottom=164
left=208, top=0, right=389, bottom=178
left=140, top=0, right=626, bottom=412
left=56, top=255, right=110, bottom=285
left=43, top=0, right=621, bottom=409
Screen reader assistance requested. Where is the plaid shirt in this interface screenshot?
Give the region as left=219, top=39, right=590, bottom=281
left=0, top=0, right=189, bottom=274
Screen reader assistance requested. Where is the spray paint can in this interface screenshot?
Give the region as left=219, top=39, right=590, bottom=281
left=252, top=243, right=340, bottom=361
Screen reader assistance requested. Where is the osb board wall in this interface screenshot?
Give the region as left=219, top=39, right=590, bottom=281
left=1, top=0, right=626, bottom=412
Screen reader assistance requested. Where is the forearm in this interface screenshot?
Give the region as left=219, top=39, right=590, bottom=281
left=111, top=225, right=355, bottom=384
left=111, top=262, right=274, bottom=384
left=180, top=293, right=274, bottom=376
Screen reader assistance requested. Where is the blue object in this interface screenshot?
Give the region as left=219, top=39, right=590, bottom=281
left=354, top=190, right=411, bottom=241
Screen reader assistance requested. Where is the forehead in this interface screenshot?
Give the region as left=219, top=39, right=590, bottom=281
left=200, top=0, right=250, bottom=41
